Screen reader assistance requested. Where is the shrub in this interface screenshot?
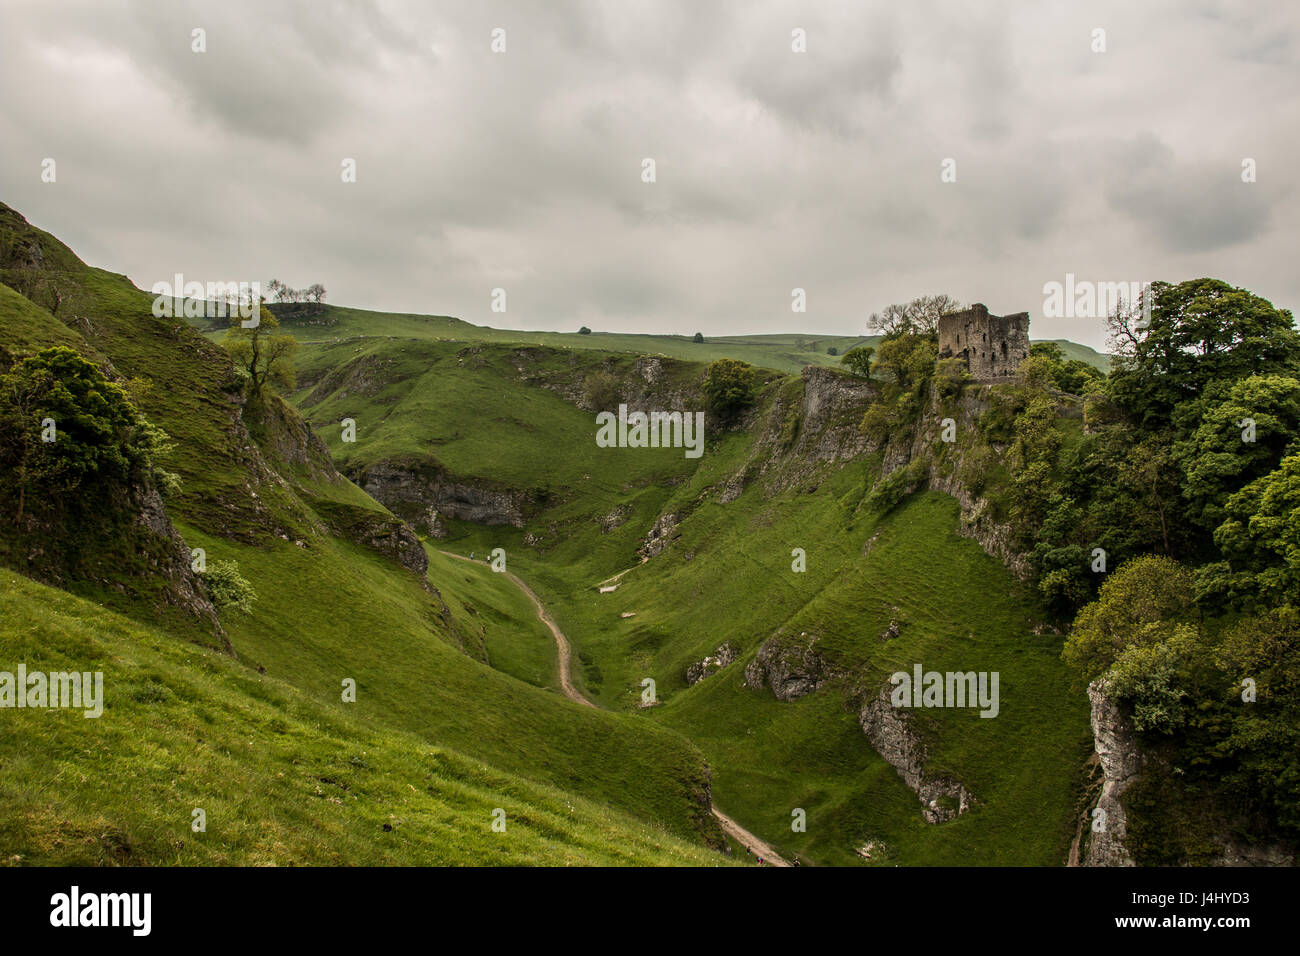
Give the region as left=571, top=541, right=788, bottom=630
left=204, top=559, right=257, bottom=615
left=703, top=359, right=756, bottom=419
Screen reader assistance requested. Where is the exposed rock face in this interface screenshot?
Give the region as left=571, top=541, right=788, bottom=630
left=134, top=482, right=228, bottom=649
left=795, top=366, right=878, bottom=461
left=1084, top=680, right=1297, bottom=867
left=723, top=366, right=878, bottom=501
left=1085, top=680, right=1140, bottom=866
left=858, top=688, right=974, bottom=824
left=686, top=642, right=739, bottom=685
left=346, top=513, right=428, bottom=577
left=601, top=504, right=631, bottom=533
left=256, top=392, right=342, bottom=483
left=744, top=635, right=834, bottom=701
left=898, top=385, right=1035, bottom=580
left=638, top=512, right=679, bottom=559
left=355, top=462, right=527, bottom=528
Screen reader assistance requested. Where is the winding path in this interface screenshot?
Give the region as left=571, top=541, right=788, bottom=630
left=438, top=549, right=790, bottom=865
left=439, top=550, right=592, bottom=708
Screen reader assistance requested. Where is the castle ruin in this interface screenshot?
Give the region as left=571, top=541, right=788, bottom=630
left=937, top=303, right=1030, bottom=382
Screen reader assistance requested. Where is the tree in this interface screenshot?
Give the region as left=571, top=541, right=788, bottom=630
left=872, top=335, right=937, bottom=392
left=1062, top=555, right=1196, bottom=683
left=1210, top=453, right=1300, bottom=610
left=827, top=346, right=839, bottom=356
left=840, top=346, right=873, bottom=378
left=578, top=326, right=592, bottom=335
left=1172, top=375, right=1300, bottom=535
left=0, top=347, right=151, bottom=522
left=692, top=332, right=704, bottom=343
left=867, top=294, right=963, bottom=338
left=582, top=369, right=620, bottom=412
left=1107, top=279, right=1300, bottom=429
left=1029, top=342, right=1103, bottom=394
left=222, top=306, right=298, bottom=396
left=703, top=359, right=756, bottom=419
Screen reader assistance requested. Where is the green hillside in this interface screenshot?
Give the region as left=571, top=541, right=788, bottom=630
left=193, top=302, right=1111, bottom=377
left=0, top=202, right=728, bottom=863
left=0, top=571, right=724, bottom=866
left=293, top=325, right=1094, bottom=865
left=5, top=198, right=1291, bottom=869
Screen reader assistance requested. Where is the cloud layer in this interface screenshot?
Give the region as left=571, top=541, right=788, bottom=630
left=2, top=0, right=1296, bottom=349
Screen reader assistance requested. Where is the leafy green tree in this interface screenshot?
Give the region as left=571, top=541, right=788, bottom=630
left=1029, top=342, right=1065, bottom=364
left=692, top=332, right=704, bottom=343
left=702, top=359, right=756, bottom=419
left=933, top=357, right=969, bottom=402
left=840, top=346, right=873, bottom=378
left=578, top=326, right=591, bottom=335
left=1062, top=555, right=1197, bottom=683
left=0, top=346, right=147, bottom=521
left=222, top=306, right=298, bottom=396
left=1172, top=375, right=1300, bottom=535
left=582, top=369, right=621, bottom=412
left=1107, top=279, right=1300, bottom=429
left=1211, top=607, right=1300, bottom=832
left=1210, top=453, right=1300, bottom=610
left=872, top=334, right=937, bottom=393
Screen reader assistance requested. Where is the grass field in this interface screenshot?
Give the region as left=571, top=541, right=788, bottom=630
left=0, top=571, right=728, bottom=866
left=197, top=302, right=1111, bottom=376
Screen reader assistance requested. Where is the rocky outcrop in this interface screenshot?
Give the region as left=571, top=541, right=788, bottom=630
left=744, top=633, right=835, bottom=701
left=638, top=512, right=680, bottom=559
left=1084, top=679, right=1297, bottom=867
left=600, top=504, right=632, bottom=533
left=134, top=482, right=228, bottom=648
left=354, top=461, right=528, bottom=529
left=1084, top=680, right=1140, bottom=866
left=721, top=366, right=878, bottom=501
left=858, top=687, right=974, bottom=824
left=686, top=642, right=739, bottom=685
left=321, top=505, right=429, bottom=578
left=795, top=366, right=878, bottom=461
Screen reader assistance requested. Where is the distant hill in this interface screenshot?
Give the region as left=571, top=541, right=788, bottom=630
left=190, top=303, right=1111, bottom=375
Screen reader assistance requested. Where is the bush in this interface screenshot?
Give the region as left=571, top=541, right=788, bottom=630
left=703, top=359, right=756, bottom=419
left=204, top=559, right=257, bottom=615
left=582, top=370, right=621, bottom=412
left=862, top=459, right=926, bottom=515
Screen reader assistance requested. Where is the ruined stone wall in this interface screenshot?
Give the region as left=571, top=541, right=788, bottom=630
left=937, top=303, right=1030, bottom=382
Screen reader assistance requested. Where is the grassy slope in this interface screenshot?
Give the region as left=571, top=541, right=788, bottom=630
left=295, top=337, right=702, bottom=491
left=200, top=303, right=1111, bottom=376
left=393, top=355, right=1092, bottom=865
left=0, top=206, right=726, bottom=862
left=0, top=572, right=726, bottom=866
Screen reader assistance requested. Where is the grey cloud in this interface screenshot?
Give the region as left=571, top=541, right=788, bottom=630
left=0, top=0, right=1296, bottom=352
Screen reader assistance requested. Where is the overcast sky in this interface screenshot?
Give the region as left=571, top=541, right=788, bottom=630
left=2, top=0, right=1297, bottom=350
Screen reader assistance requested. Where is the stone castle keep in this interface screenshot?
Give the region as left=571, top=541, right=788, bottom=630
left=937, top=303, right=1030, bottom=382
